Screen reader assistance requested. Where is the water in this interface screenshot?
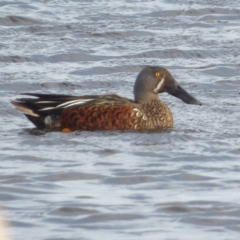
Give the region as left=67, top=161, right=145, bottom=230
left=1, top=0, right=240, bottom=239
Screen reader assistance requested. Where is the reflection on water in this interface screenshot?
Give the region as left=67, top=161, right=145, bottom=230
left=1, top=0, right=240, bottom=240
left=0, top=213, right=9, bottom=240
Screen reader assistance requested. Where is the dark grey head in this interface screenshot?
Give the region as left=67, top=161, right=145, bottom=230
left=134, top=66, right=202, bottom=105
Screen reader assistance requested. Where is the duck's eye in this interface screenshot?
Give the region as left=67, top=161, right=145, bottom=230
left=155, top=72, right=160, bottom=77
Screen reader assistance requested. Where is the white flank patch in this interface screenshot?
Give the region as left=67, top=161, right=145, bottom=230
left=153, top=75, right=165, bottom=93
left=44, top=115, right=53, bottom=126
left=133, top=108, right=142, bottom=117
left=133, top=108, right=147, bottom=121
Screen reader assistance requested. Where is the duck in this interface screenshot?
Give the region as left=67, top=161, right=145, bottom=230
left=11, top=66, right=201, bottom=132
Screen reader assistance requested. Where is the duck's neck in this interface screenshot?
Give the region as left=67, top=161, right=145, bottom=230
left=134, top=92, right=160, bottom=103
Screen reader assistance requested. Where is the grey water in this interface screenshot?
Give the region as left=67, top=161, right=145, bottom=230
left=1, top=0, right=240, bottom=239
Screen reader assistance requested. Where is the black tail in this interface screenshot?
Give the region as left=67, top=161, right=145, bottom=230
left=11, top=93, right=72, bottom=129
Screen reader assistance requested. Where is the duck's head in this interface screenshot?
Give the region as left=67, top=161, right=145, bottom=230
left=134, top=66, right=202, bottom=105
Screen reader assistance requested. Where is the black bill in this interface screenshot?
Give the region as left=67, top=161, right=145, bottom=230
left=166, top=80, right=202, bottom=105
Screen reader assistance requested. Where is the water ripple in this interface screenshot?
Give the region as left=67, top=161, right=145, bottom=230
left=1, top=1, right=240, bottom=240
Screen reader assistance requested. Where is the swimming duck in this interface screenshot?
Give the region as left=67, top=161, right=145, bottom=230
left=11, top=66, right=201, bottom=132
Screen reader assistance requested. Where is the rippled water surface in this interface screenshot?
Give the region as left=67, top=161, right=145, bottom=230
left=1, top=0, right=240, bottom=239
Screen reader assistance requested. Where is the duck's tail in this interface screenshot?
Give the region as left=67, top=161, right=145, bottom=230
left=11, top=93, right=66, bottom=129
